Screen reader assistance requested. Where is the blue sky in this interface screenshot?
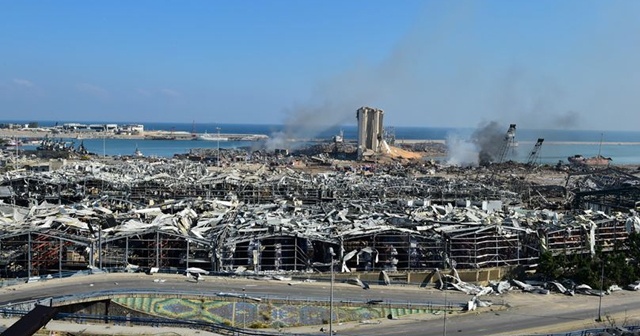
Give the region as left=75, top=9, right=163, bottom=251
left=1, top=1, right=640, bottom=130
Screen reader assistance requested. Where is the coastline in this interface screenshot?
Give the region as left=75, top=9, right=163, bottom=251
left=3, top=129, right=640, bottom=146
left=0, top=129, right=266, bottom=141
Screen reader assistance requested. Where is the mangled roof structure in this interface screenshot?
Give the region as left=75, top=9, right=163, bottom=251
left=0, top=157, right=638, bottom=278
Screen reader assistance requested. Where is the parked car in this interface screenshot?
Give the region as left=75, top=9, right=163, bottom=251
left=627, top=280, right=640, bottom=290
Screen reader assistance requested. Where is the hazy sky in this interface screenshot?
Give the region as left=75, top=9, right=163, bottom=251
left=1, top=1, right=640, bottom=130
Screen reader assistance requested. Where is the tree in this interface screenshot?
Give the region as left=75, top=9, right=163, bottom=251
left=537, top=251, right=561, bottom=280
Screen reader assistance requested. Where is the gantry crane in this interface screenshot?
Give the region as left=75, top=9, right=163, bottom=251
left=526, top=138, right=545, bottom=165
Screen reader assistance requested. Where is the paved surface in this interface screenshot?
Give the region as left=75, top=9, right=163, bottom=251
left=2, top=273, right=640, bottom=335
left=288, top=290, right=640, bottom=336
left=0, top=273, right=470, bottom=306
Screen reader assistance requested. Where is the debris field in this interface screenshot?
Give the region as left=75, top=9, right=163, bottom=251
left=1, top=149, right=640, bottom=281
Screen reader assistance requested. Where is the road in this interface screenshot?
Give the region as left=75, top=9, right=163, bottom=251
left=0, top=273, right=469, bottom=307
left=312, top=290, right=640, bottom=336
left=3, top=273, right=640, bottom=335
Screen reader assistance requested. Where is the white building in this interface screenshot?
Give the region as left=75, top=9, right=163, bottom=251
left=62, top=123, right=88, bottom=131
left=120, top=124, right=144, bottom=134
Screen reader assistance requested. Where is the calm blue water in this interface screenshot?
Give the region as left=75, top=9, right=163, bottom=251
left=6, top=121, right=640, bottom=164
left=503, top=143, right=640, bottom=164
left=75, top=138, right=259, bottom=157
left=62, top=134, right=640, bottom=165
left=104, top=123, right=640, bottom=143
left=8, top=120, right=640, bottom=142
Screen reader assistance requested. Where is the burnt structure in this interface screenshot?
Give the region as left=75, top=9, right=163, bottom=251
left=0, top=151, right=639, bottom=279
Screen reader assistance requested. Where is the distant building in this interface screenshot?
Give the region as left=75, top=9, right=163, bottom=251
left=120, top=124, right=144, bottom=134
left=89, top=124, right=106, bottom=132
left=62, top=123, right=88, bottom=131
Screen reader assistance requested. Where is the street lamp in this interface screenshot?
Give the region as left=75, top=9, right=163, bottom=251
left=443, top=288, right=447, bottom=336
left=329, top=247, right=336, bottom=335
left=242, top=287, right=246, bottom=328
left=597, top=260, right=605, bottom=322
left=186, top=239, right=190, bottom=270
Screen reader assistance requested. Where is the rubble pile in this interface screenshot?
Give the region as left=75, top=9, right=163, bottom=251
left=0, top=158, right=638, bottom=278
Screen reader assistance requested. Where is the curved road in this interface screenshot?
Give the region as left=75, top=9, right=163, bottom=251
left=0, top=273, right=469, bottom=306
left=3, top=273, right=640, bottom=335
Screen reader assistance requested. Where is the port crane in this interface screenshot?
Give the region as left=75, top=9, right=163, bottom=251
left=526, top=138, right=545, bottom=165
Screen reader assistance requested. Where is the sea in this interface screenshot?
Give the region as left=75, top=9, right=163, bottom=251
left=6, top=121, right=640, bottom=164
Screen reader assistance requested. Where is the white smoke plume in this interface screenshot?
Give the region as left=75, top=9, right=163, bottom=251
left=445, top=134, right=478, bottom=166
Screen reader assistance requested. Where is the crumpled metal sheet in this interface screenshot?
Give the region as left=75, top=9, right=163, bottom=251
left=0, top=158, right=636, bottom=269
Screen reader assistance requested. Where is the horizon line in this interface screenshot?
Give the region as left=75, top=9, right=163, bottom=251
left=1, top=119, right=639, bottom=133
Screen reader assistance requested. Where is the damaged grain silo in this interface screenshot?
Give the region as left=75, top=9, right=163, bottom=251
left=356, top=106, right=384, bottom=160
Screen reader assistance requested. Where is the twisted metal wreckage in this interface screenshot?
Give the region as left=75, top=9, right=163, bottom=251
left=1, top=158, right=639, bottom=280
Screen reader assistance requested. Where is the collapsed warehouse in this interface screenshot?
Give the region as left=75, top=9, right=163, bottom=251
left=1, top=155, right=640, bottom=279
left=2, top=107, right=640, bottom=280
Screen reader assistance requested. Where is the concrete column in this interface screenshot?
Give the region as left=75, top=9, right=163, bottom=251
left=89, top=241, right=94, bottom=268
left=99, top=228, right=102, bottom=269
left=366, top=109, right=374, bottom=150
left=186, top=239, right=190, bottom=270
left=371, top=109, right=379, bottom=151
left=357, top=107, right=368, bottom=159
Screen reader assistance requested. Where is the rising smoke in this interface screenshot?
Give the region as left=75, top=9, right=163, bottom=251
left=265, top=5, right=435, bottom=151
left=490, top=68, right=585, bottom=130
left=446, top=121, right=514, bottom=166
left=265, top=53, right=418, bottom=151
left=268, top=1, right=640, bottom=153
left=386, top=2, right=640, bottom=130
left=264, top=101, right=353, bottom=151
left=553, top=110, right=581, bottom=129
left=445, top=134, right=478, bottom=167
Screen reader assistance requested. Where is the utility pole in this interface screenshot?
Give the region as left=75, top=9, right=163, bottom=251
left=597, top=260, right=605, bottom=322
left=443, top=289, right=447, bottom=336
